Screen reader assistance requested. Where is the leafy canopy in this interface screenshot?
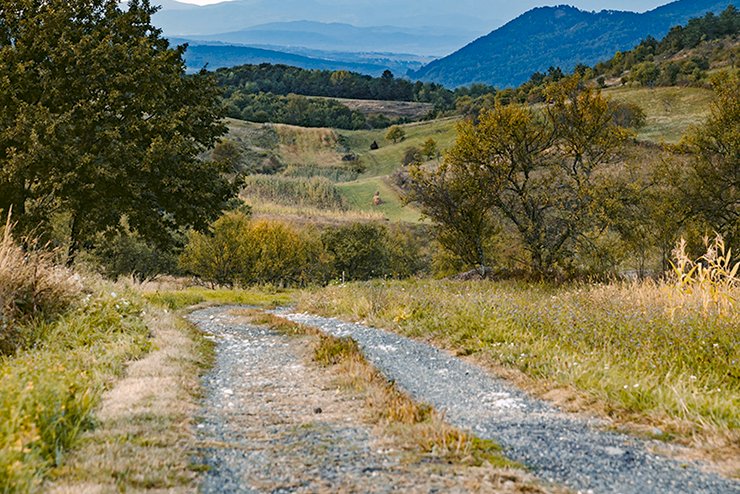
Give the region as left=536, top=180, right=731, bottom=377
left=0, top=0, right=235, bottom=260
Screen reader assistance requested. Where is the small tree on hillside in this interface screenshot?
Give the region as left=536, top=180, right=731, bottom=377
left=405, top=162, right=499, bottom=275
left=385, top=125, right=406, bottom=144
left=421, top=138, right=439, bottom=160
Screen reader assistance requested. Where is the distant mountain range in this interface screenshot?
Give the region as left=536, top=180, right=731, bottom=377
left=153, top=0, right=499, bottom=53
left=184, top=21, right=476, bottom=57
left=410, top=0, right=735, bottom=88
left=179, top=40, right=428, bottom=76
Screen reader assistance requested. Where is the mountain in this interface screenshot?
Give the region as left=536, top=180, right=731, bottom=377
left=410, top=0, right=735, bottom=88
left=179, top=41, right=419, bottom=76
left=152, top=0, right=500, bottom=39
left=185, top=21, right=476, bottom=57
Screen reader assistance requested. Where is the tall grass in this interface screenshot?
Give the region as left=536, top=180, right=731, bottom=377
left=282, top=165, right=359, bottom=183
left=298, top=275, right=739, bottom=448
left=0, top=216, right=81, bottom=355
left=242, top=174, right=348, bottom=211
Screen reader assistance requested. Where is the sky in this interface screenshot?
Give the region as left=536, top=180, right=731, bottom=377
left=176, top=0, right=671, bottom=15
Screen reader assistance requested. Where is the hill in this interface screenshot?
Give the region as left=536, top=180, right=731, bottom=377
left=181, top=41, right=401, bottom=75
left=185, top=21, right=477, bottom=58
left=410, top=0, right=734, bottom=88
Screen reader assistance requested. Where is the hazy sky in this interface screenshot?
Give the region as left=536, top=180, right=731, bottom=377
left=177, top=0, right=670, bottom=15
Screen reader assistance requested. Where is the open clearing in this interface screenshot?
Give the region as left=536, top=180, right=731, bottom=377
left=604, top=86, right=714, bottom=143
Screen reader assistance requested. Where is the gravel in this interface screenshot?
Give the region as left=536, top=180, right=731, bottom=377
left=277, top=310, right=740, bottom=494
left=188, top=306, right=544, bottom=493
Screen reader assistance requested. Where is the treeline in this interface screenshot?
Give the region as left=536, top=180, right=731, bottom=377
left=223, top=92, right=378, bottom=130
left=401, top=74, right=738, bottom=280
left=179, top=212, right=430, bottom=287
left=594, top=6, right=739, bottom=86
left=595, top=6, right=739, bottom=80
left=215, top=64, right=454, bottom=107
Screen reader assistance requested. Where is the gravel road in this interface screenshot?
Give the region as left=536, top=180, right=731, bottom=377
left=277, top=310, right=740, bottom=494
left=188, top=306, right=545, bottom=493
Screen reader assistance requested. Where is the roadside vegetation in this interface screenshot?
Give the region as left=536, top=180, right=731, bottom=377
left=298, top=255, right=739, bottom=466
left=0, top=222, right=152, bottom=490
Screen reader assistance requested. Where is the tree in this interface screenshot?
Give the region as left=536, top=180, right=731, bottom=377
left=679, top=73, right=739, bottom=250
left=0, top=0, right=235, bottom=263
left=385, top=125, right=406, bottom=144
left=419, top=76, right=630, bottom=277
left=421, top=138, right=439, bottom=160
left=405, top=162, right=499, bottom=275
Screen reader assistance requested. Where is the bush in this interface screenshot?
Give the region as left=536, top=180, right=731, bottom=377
left=86, top=231, right=179, bottom=283
left=179, top=214, right=327, bottom=287
left=179, top=212, right=253, bottom=287
left=0, top=218, right=81, bottom=355
left=322, top=223, right=392, bottom=281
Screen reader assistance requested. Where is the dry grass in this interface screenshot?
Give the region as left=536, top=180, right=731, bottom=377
left=321, top=97, right=434, bottom=119
left=0, top=216, right=81, bottom=354
left=47, top=308, right=213, bottom=493
left=298, top=277, right=740, bottom=476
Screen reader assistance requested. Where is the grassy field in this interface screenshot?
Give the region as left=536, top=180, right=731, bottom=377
left=345, top=117, right=460, bottom=177
left=324, top=97, right=435, bottom=119
left=604, top=86, right=714, bottom=143
left=298, top=279, right=740, bottom=470
left=225, top=85, right=714, bottom=224
left=337, top=176, right=423, bottom=223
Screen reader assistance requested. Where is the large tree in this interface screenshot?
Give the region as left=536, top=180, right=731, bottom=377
left=0, top=0, right=235, bottom=262
left=407, top=76, right=630, bottom=277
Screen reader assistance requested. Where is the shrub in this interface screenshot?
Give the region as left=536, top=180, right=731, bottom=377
left=322, top=223, right=392, bottom=281
left=0, top=217, right=81, bottom=355
left=86, top=230, right=179, bottom=283
left=179, top=214, right=327, bottom=287
left=179, top=212, right=253, bottom=287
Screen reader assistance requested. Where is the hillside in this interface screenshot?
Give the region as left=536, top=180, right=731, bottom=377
left=410, top=0, right=734, bottom=88
left=181, top=42, right=400, bottom=75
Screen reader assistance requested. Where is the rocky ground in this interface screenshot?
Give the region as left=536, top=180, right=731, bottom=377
left=188, top=306, right=545, bottom=493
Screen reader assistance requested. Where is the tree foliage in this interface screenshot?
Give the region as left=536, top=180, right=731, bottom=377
left=385, top=126, right=406, bottom=143
left=0, top=0, right=234, bottom=261
left=679, top=73, right=739, bottom=249
left=407, top=76, right=631, bottom=277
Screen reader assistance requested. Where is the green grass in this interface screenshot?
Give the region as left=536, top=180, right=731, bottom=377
left=298, top=279, right=740, bottom=448
left=337, top=177, right=422, bottom=223
left=344, top=117, right=460, bottom=177
left=0, top=288, right=151, bottom=491
left=143, top=287, right=295, bottom=311
left=604, top=86, right=714, bottom=143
